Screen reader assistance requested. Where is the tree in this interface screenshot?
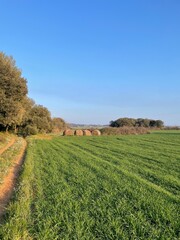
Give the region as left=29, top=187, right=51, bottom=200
left=119, top=118, right=136, bottom=127
left=136, top=118, right=151, bottom=127
left=20, top=97, right=35, bottom=125
left=143, top=119, right=151, bottom=127
left=156, top=120, right=164, bottom=128
left=52, top=117, right=67, bottom=133
left=149, top=120, right=157, bottom=127
left=110, top=118, right=136, bottom=127
left=0, top=52, right=28, bottom=131
left=0, top=51, right=66, bottom=135
left=0, top=52, right=27, bottom=101
left=28, top=105, right=52, bottom=133
left=109, top=120, right=119, bottom=127
left=110, top=117, right=164, bottom=128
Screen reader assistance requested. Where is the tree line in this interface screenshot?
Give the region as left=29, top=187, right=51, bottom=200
left=110, top=118, right=164, bottom=128
left=0, top=52, right=67, bottom=135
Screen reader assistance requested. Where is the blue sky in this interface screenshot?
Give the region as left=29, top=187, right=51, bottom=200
left=0, top=0, right=180, bottom=125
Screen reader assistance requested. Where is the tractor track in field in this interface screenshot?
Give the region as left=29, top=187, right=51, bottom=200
left=0, top=138, right=27, bottom=220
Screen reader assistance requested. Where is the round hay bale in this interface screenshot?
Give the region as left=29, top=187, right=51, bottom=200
left=83, top=130, right=92, bottom=136
left=74, top=129, right=83, bottom=136
left=91, top=129, right=101, bottom=136
left=63, top=129, right=74, bottom=136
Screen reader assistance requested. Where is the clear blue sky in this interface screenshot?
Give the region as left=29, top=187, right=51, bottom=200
left=0, top=0, right=180, bottom=125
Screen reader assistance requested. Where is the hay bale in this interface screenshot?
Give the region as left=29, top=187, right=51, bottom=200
left=74, top=129, right=83, bottom=136
left=83, top=130, right=92, bottom=136
left=63, top=129, right=74, bottom=136
left=91, top=129, right=101, bottom=136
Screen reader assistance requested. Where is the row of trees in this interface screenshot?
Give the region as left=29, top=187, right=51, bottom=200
left=110, top=118, right=164, bottom=128
left=0, top=52, right=67, bottom=135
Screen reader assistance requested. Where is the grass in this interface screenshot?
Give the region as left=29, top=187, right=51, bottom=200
left=0, top=137, right=24, bottom=184
left=0, top=132, right=179, bottom=239
left=0, top=133, right=13, bottom=150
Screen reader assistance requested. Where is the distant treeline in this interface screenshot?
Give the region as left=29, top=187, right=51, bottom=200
left=0, top=52, right=67, bottom=135
left=164, top=126, right=180, bottom=130
left=110, top=118, right=164, bottom=128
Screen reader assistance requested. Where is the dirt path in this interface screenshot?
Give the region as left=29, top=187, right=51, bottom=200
left=0, top=137, right=16, bottom=155
left=0, top=138, right=27, bottom=219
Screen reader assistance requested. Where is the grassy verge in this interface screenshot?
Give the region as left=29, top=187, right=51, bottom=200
left=0, top=133, right=14, bottom=151
left=0, top=137, right=24, bottom=184
left=0, top=139, right=35, bottom=239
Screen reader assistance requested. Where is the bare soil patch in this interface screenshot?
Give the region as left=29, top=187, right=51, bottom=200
left=0, top=138, right=27, bottom=219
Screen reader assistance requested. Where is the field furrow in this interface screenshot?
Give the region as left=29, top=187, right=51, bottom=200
left=61, top=139, right=180, bottom=196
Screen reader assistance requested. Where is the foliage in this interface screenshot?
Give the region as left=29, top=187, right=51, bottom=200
left=110, top=118, right=164, bottom=128
left=0, top=132, right=179, bottom=239
left=27, top=105, right=52, bottom=133
left=0, top=53, right=27, bottom=101
left=20, top=125, right=38, bottom=136
left=52, top=117, right=67, bottom=133
left=0, top=52, right=27, bottom=131
left=0, top=52, right=65, bottom=135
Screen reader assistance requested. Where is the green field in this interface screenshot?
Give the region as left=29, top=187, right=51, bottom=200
left=0, top=132, right=180, bottom=239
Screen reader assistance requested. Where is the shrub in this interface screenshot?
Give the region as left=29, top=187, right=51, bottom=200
left=164, top=126, right=180, bottom=130
left=100, top=127, right=150, bottom=135
left=20, top=125, right=38, bottom=136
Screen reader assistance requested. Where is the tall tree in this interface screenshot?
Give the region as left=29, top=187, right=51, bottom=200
left=28, top=105, right=52, bottom=133
left=0, top=52, right=28, bottom=131
left=52, top=117, right=67, bottom=133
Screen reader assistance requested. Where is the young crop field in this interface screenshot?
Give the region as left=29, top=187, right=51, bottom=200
left=0, top=132, right=179, bottom=239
